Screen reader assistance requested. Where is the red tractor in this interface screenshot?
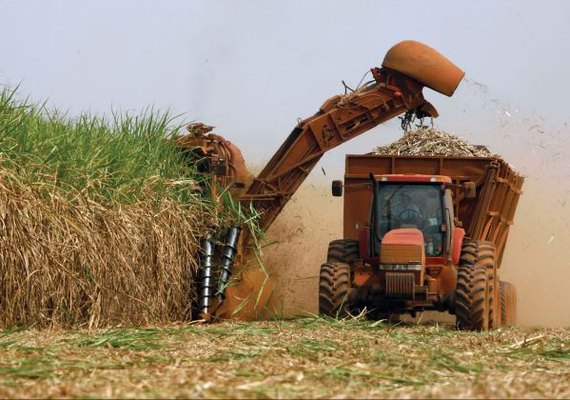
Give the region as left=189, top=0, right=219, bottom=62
left=320, top=154, right=522, bottom=329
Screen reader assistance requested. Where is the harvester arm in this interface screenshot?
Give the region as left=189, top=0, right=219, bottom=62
left=179, top=41, right=464, bottom=320
left=239, top=41, right=464, bottom=232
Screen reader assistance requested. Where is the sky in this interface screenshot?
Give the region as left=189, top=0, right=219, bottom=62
left=1, top=0, right=569, bottom=181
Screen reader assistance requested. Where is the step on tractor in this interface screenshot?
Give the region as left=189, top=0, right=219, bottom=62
left=175, top=41, right=521, bottom=327
left=321, top=155, right=522, bottom=330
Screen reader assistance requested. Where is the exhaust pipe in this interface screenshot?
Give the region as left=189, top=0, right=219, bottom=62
left=216, top=226, right=241, bottom=303
left=199, top=237, right=215, bottom=319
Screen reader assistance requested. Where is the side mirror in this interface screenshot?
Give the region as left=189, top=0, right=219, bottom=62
left=332, top=180, right=343, bottom=197
left=463, top=181, right=476, bottom=199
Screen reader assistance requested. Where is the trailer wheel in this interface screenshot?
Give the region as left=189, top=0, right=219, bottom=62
left=455, top=241, right=494, bottom=331
left=327, top=239, right=359, bottom=264
left=487, top=268, right=500, bottom=329
left=500, top=281, right=517, bottom=327
left=475, top=241, right=500, bottom=329
left=319, top=262, right=352, bottom=317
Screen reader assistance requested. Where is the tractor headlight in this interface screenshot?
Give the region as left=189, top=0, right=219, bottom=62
left=379, top=264, right=422, bottom=271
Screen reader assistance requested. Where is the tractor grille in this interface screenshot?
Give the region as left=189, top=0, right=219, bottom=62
left=385, top=272, right=415, bottom=299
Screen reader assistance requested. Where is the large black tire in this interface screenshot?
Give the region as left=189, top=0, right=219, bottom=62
left=319, top=262, right=352, bottom=317
left=319, top=239, right=359, bottom=318
left=326, top=239, right=359, bottom=264
left=488, top=267, right=500, bottom=329
left=480, top=241, right=500, bottom=330
left=500, top=281, right=517, bottom=327
left=455, top=241, right=495, bottom=331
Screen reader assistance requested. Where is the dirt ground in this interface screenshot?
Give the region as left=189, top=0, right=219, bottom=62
left=262, top=179, right=570, bottom=327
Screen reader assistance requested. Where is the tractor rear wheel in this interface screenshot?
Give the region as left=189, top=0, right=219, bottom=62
left=327, top=239, right=359, bottom=264
left=500, top=281, right=517, bottom=327
left=319, top=262, right=352, bottom=317
left=319, top=239, right=360, bottom=318
left=455, top=241, right=495, bottom=331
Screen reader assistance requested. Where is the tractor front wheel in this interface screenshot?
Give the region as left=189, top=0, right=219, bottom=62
left=318, top=262, right=352, bottom=317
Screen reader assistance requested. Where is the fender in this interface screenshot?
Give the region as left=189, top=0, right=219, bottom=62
left=451, top=227, right=465, bottom=265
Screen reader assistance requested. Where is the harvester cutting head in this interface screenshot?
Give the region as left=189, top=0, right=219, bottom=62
left=175, top=123, right=250, bottom=198
left=382, top=40, right=465, bottom=97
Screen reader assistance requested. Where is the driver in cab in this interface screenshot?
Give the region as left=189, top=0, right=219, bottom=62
left=393, top=192, right=422, bottom=227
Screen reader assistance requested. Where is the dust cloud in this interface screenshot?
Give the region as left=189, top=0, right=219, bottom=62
left=261, top=179, right=570, bottom=327
left=261, top=184, right=342, bottom=317
left=501, top=178, right=570, bottom=327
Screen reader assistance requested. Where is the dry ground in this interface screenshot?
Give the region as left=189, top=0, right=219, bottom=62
left=0, top=318, right=568, bottom=399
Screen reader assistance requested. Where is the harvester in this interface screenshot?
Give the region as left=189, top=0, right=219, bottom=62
left=176, top=41, right=521, bottom=329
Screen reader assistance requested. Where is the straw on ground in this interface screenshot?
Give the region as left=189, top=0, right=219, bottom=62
left=0, top=318, right=567, bottom=398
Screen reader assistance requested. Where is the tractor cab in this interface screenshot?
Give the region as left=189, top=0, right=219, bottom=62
left=370, top=175, right=454, bottom=259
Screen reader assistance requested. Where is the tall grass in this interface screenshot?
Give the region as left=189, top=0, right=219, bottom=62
left=0, top=86, right=205, bottom=204
left=0, top=86, right=236, bottom=328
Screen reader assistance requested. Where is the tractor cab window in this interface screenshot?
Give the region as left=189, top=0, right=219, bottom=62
left=372, top=183, right=445, bottom=257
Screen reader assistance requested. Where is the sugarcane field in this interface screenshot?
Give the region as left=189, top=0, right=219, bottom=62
left=1, top=2, right=569, bottom=399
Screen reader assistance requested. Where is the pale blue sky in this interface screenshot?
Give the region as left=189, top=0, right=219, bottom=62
left=1, top=0, right=569, bottom=180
